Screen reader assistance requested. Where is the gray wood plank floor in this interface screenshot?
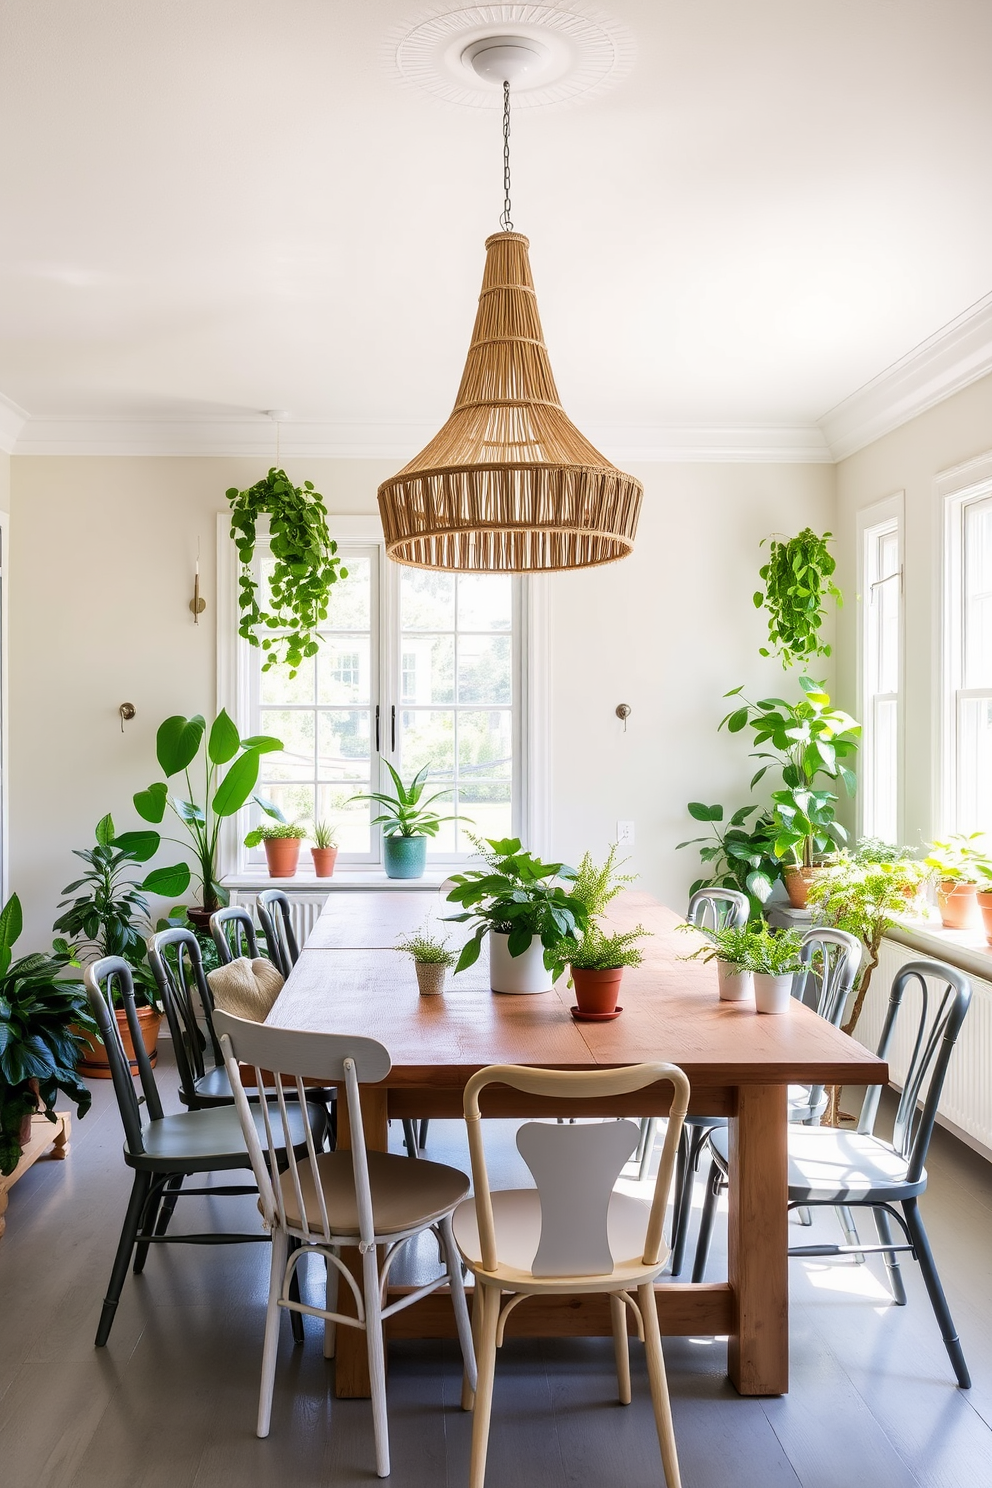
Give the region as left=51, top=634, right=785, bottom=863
left=2, top=1051, right=991, bottom=1488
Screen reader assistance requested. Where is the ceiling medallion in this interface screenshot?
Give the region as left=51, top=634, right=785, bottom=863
left=378, top=51, right=642, bottom=574
left=390, top=4, right=635, bottom=111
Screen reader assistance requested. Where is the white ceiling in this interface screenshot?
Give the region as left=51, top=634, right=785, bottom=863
left=2, top=0, right=992, bottom=458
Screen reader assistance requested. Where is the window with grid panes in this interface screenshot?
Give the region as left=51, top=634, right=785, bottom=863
left=239, top=542, right=520, bottom=871
left=862, top=517, right=901, bottom=844
left=947, top=491, right=992, bottom=836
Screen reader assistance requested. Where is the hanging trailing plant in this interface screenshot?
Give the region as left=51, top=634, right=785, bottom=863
left=227, top=467, right=348, bottom=676
left=753, top=528, right=842, bottom=667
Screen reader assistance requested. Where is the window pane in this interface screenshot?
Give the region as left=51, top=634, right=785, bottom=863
left=458, top=634, right=511, bottom=704
left=964, top=500, right=992, bottom=688
left=399, top=709, right=455, bottom=778
left=259, top=710, right=315, bottom=781
left=458, top=574, right=512, bottom=631
left=250, top=783, right=314, bottom=829
left=457, top=781, right=511, bottom=850
left=260, top=658, right=316, bottom=706
left=400, top=636, right=454, bottom=705
left=401, top=570, right=455, bottom=630
left=317, top=710, right=371, bottom=781
left=871, top=698, right=898, bottom=846
left=319, top=786, right=370, bottom=854
left=458, top=710, right=512, bottom=779
left=324, top=557, right=371, bottom=631
left=957, top=695, right=992, bottom=836
left=317, top=636, right=371, bottom=705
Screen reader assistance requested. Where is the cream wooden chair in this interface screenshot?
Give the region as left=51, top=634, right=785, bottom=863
left=214, top=1009, right=477, bottom=1478
left=454, top=1062, right=690, bottom=1488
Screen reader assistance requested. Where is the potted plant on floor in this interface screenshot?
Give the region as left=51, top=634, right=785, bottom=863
left=923, top=834, right=988, bottom=929
left=310, top=821, right=338, bottom=878
left=735, top=925, right=806, bottom=1014
left=354, top=761, right=464, bottom=880
left=679, top=921, right=757, bottom=1002
left=395, top=925, right=457, bottom=995
left=445, top=837, right=589, bottom=992
left=0, top=894, right=94, bottom=1176
left=133, top=710, right=282, bottom=926
left=244, top=820, right=307, bottom=878
left=53, top=814, right=189, bottom=1075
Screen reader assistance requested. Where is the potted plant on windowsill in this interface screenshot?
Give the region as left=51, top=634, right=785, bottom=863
left=395, top=925, right=457, bottom=995
left=0, top=894, right=95, bottom=1176
left=679, top=922, right=757, bottom=1002
left=923, top=834, right=988, bottom=929
left=567, top=926, right=649, bottom=1016
left=244, top=821, right=307, bottom=879
left=353, top=762, right=464, bottom=880
left=311, top=821, right=338, bottom=878
left=445, top=837, right=589, bottom=993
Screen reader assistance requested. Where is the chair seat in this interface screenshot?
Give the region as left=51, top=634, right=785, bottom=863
left=452, top=1188, right=664, bottom=1293
left=278, top=1150, right=470, bottom=1238
left=686, top=1087, right=822, bottom=1135
left=709, top=1125, right=927, bottom=1203
left=131, top=1102, right=318, bottom=1173
left=185, top=1064, right=236, bottom=1106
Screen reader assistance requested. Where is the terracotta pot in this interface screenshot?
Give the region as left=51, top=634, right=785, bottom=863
left=17, top=1078, right=41, bottom=1149
left=716, top=961, right=753, bottom=1002
left=311, top=846, right=338, bottom=878
left=936, top=879, right=978, bottom=930
left=414, top=962, right=447, bottom=996
left=976, top=890, right=992, bottom=945
left=264, top=837, right=301, bottom=878
left=76, top=1006, right=162, bottom=1079
left=489, top=932, right=553, bottom=994
left=753, top=973, right=795, bottom=1015
left=783, top=866, right=818, bottom=909
left=571, top=966, right=624, bottom=1016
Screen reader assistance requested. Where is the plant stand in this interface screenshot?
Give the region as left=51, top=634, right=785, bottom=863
left=0, top=1111, right=71, bottom=1239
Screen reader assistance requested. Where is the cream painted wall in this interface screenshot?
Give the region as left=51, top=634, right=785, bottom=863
left=834, top=371, right=992, bottom=850
left=0, top=451, right=10, bottom=511
left=9, top=454, right=834, bottom=948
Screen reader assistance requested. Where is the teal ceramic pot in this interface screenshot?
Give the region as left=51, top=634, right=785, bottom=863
left=383, top=834, right=427, bottom=879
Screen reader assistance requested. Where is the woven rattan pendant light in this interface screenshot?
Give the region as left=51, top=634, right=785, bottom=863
left=378, top=68, right=642, bottom=574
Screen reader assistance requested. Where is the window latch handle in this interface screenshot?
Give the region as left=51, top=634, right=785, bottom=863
left=375, top=704, right=380, bottom=752
left=391, top=705, right=396, bottom=752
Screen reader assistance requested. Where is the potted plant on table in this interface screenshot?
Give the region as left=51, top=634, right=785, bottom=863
left=567, top=927, right=648, bottom=1017
left=354, top=762, right=464, bottom=880
left=923, top=834, right=988, bottom=929
left=311, top=821, right=338, bottom=878
left=244, top=820, right=307, bottom=878
left=734, top=925, right=806, bottom=1014
left=133, top=710, right=282, bottom=927
left=53, top=814, right=189, bottom=1074
left=445, top=837, right=589, bottom=993
left=679, top=922, right=757, bottom=1002
left=395, top=925, right=457, bottom=996
left=0, top=894, right=94, bottom=1176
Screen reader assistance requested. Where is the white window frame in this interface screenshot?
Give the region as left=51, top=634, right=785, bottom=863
left=857, top=492, right=904, bottom=844
left=217, top=512, right=548, bottom=881
left=938, top=450, right=992, bottom=837
left=0, top=514, right=7, bottom=907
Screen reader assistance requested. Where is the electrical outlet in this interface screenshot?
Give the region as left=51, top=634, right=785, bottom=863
left=616, top=820, right=635, bottom=845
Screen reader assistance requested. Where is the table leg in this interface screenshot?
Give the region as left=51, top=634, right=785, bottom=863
left=334, top=1087, right=387, bottom=1398
left=727, top=1083, right=789, bottom=1395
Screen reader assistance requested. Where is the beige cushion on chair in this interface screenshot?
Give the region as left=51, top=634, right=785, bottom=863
left=279, top=1150, right=470, bottom=1237
left=208, top=957, right=284, bottom=1022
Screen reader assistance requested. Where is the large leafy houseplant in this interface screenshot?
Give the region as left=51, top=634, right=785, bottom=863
left=676, top=803, right=782, bottom=919
left=445, top=837, right=589, bottom=981
left=228, top=467, right=348, bottom=676
left=53, top=814, right=188, bottom=1005
left=133, top=711, right=282, bottom=914
left=0, top=894, right=94, bottom=1175
left=754, top=528, right=842, bottom=667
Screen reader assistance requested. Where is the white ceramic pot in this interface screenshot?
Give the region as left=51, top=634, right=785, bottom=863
left=717, top=960, right=753, bottom=1002
left=753, top=973, right=794, bottom=1014
left=489, top=931, right=554, bottom=994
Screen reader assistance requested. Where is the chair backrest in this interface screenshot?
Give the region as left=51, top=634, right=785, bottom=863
left=214, top=1010, right=391, bottom=1247
left=146, top=928, right=221, bottom=1101
left=463, top=1063, right=690, bottom=1277
left=210, top=906, right=261, bottom=965
left=686, top=888, right=749, bottom=934
left=858, top=959, right=972, bottom=1184
left=256, top=889, right=300, bottom=979
left=797, top=927, right=862, bottom=1116
left=83, top=957, right=164, bottom=1155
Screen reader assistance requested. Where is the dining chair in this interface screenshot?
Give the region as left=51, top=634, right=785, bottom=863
left=210, top=905, right=262, bottom=964
left=146, top=927, right=232, bottom=1109
left=634, top=887, right=749, bottom=1187
left=667, top=924, right=862, bottom=1275
left=214, top=1008, right=476, bottom=1477
left=692, top=959, right=972, bottom=1388
left=454, top=1060, right=690, bottom=1488
left=256, top=889, right=301, bottom=979
left=85, top=957, right=323, bottom=1347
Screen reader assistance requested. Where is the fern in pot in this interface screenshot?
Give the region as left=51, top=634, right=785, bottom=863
left=395, top=925, right=456, bottom=996
left=680, top=922, right=757, bottom=1003
left=737, top=926, right=805, bottom=1014
left=567, top=926, right=648, bottom=1016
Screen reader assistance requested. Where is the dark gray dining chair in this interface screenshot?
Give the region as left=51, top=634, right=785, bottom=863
left=85, top=957, right=323, bottom=1347
left=692, top=959, right=973, bottom=1388
left=256, top=889, right=301, bottom=979
left=210, top=905, right=262, bottom=964
left=147, top=927, right=232, bottom=1110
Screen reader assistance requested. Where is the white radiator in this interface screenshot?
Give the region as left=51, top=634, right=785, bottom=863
left=856, top=938, right=992, bottom=1159
left=230, top=889, right=328, bottom=947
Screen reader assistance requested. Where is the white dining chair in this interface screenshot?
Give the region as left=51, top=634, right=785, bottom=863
left=454, top=1061, right=690, bottom=1488
left=215, top=1009, right=477, bottom=1477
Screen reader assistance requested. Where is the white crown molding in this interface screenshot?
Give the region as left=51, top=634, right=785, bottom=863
left=9, top=415, right=833, bottom=464
left=819, top=290, right=992, bottom=462
left=0, top=393, right=28, bottom=455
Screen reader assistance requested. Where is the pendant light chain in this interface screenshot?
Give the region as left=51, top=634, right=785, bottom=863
left=499, top=79, right=513, bottom=232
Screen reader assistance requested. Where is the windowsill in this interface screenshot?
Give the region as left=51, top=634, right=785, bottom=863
left=769, top=903, right=992, bottom=981
left=226, top=869, right=453, bottom=892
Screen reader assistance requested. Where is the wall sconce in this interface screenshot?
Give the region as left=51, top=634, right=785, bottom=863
left=190, top=540, right=206, bottom=624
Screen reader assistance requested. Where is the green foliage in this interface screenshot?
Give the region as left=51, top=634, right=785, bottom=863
left=353, top=761, right=466, bottom=839
left=567, top=925, right=648, bottom=971
left=395, top=925, right=456, bottom=967
left=754, top=528, right=842, bottom=667
left=228, top=468, right=348, bottom=676
left=721, top=677, right=860, bottom=867
left=566, top=844, right=636, bottom=919
left=677, top=802, right=782, bottom=919
left=134, top=712, right=282, bottom=911
left=923, top=833, right=989, bottom=884
left=445, top=837, right=589, bottom=980
left=311, top=820, right=337, bottom=849
left=0, top=894, right=95, bottom=1174
left=683, top=921, right=804, bottom=975
left=244, top=821, right=307, bottom=847
left=52, top=814, right=186, bottom=1007
left=678, top=921, right=757, bottom=968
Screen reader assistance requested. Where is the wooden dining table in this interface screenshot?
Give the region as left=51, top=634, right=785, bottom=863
left=266, top=888, right=886, bottom=1400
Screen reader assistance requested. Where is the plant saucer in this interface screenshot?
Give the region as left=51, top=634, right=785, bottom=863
left=570, top=1005, right=623, bottom=1022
